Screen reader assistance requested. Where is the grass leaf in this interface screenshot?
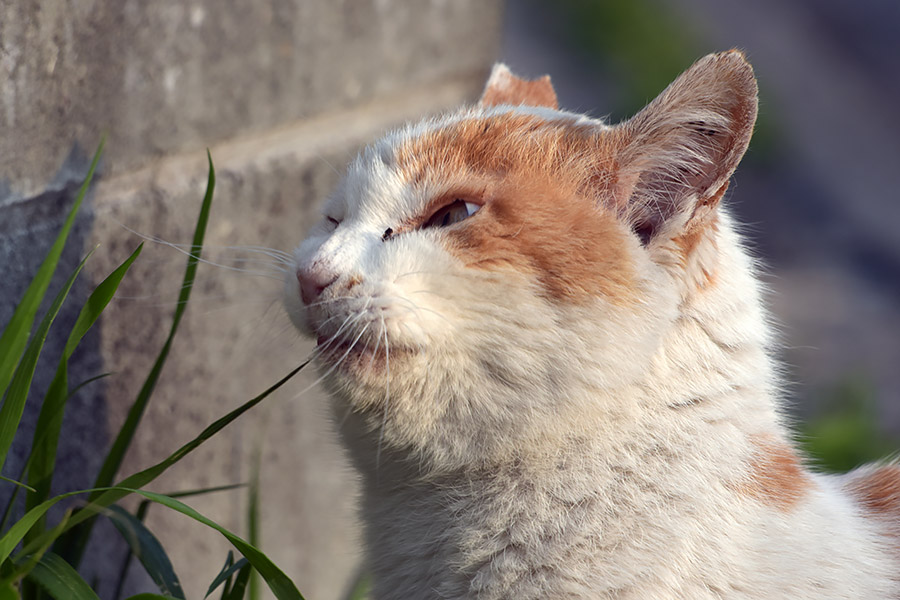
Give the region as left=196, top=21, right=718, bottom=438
left=0, top=248, right=94, bottom=474
left=0, top=581, right=17, bottom=600
left=123, top=488, right=306, bottom=599
left=18, top=360, right=307, bottom=563
left=247, top=445, right=261, bottom=600
left=0, top=476, right=35, bottom=493
left=25, top=245, right=143, bottom=542
left=67, top=373, right=112, bottom=399
left=6, top=509, right=72, bottom=593
left=0, top=461, right=30, bottom=533
left=22, top=552, right=99, bottom=600
left=166, top=483, right=247, bottom=500
left=0, top=139, right=104, bottom=399
left=79, top=359, right=307, bottom=522
left=0, top=493, right=79, bottom=565
left=62, top=152, right=215, bottom=567
left=206, top=553, right=249, bottom=599
left=105, top=505, right=185, bottom=600
left=222, top=563, right=252, bottom=600
left=92, top=153, right=215, bottom=494
left=343, top=571, right=371, bottom=600
left=14, top=489, right=305, bottom=600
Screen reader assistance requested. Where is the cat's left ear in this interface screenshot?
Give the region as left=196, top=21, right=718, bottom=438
left=480, top=64, right=559, bottom=109
left=611, top=50, right=758, bottom=244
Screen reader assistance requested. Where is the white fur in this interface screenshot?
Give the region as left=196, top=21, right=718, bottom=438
left=284, top=57, right=899, bottom=599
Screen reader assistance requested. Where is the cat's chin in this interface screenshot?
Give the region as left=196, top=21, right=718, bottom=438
left=315, top=333, right=413, bottom=377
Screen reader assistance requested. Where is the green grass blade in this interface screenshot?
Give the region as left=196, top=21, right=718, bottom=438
left=206, top=553, right=249, bottom=599
left=63, top=244, right=143, bottom=360
left=93, top=153, right=214, bottom=494
left=0, top=460, right=31, bottom=533
left=0, top=476, right=35, bottom=493
left=67, top=373, right=112, bottom=399
left=21, top=553, right=98, bottom=600
left=25, top=245, right=144, bottom=540
left=0, top=372, right=109, bottom=535
left=8, top=511, right=72, bottom=588
left=105, top=505, right=185, bottom=600
left=23, top=360, right=307, bottom=560
left=222, top=564, right=251, bottom=600
left=9, top=488, right=305, bottom=600
left=112, top=480, right=247, bottom=597
left=0, top=493, right=78, bottom=564
left=0, top=248, right=94, bottom=473
left=123, top=490, right=303, bottom=600
left=82, top=360, right=307, bottom=520
left=126, top=482, right=247, bottom=549
left=247, top=445, right=261, bottom=600
left=0, top=139, right=104, bottom=398
left=167, top=483, right=246, bottom=500
left=343, top=571, right=371, bottom=600
left=62, top=153, right=215, bottom=567
left=112, top=500, right=150, bottom=600
left=0, top=581, right=17, bottom=600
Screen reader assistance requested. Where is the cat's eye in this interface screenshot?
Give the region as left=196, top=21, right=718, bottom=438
left=326, top=216, right=340, bottom=229
left=422, top=200, right=481, bottom=230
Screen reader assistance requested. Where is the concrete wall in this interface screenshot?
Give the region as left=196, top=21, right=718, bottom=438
left=0, top=2, right=503, bottom=597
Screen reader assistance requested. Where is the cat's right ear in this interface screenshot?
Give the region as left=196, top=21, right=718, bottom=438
left=610, top=50, right=758, bottom=245
left=480, top=64, right=559, bottom=109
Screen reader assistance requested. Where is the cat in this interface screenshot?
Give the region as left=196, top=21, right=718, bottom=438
left=283, top=50, right=900, bottom=599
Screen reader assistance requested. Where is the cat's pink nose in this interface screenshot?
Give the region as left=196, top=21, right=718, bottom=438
left=297, top=264, right=338, bottom=305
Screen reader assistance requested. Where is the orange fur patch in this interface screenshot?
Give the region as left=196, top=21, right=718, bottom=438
left=742, top=435, right=812, bottom=512
left=394, top=114, right=637, bottom=304
left=845, top=466, right=900, bottom=559
left=847, top=466, right=900, bottom=516
left=670, top=182, right=728, bottom=289
left=673, top=216, right=718, bottom=263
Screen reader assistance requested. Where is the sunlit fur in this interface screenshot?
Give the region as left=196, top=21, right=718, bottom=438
left=284, top=51, right=900, bottom=599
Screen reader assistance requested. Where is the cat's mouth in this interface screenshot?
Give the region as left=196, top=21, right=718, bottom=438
left=315, top=332, right=412, bottom=375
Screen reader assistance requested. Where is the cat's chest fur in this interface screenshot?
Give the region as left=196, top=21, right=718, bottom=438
left=349, top=400, right=895, bottom=599
left=286, top=51, right=900, bottom=599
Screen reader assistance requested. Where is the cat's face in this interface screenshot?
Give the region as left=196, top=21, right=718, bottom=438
left=285, top=52, right=757, bottom=470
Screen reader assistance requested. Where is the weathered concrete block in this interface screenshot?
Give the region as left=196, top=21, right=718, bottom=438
left=0, top=0, right=503, bottom=203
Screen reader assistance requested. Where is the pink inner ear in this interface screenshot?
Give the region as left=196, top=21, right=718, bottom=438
left=480, top=64, right=559, bottom=110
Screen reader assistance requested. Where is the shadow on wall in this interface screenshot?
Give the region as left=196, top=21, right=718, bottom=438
left=0, top=146, right=111, bottom=511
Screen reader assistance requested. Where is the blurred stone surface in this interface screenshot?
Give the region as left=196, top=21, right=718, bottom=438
left=0, top=1, right=502, bottom=598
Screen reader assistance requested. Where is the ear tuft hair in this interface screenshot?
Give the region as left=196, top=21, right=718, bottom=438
left=480, top=63, right=559, bottom=110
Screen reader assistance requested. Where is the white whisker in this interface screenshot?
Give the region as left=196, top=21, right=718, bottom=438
left=296, top=322, right=371, bottom=397
left=376, top=321, right=390, bottom=472
left=111, top=219, right=291, bottom=279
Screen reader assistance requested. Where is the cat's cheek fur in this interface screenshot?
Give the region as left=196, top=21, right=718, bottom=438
left=331, top=277, right=676, bottom=472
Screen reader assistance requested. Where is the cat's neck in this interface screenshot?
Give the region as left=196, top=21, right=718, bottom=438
left=646, top=209, right=784, bottom=440
left=346, top=215, right=896, bottom=599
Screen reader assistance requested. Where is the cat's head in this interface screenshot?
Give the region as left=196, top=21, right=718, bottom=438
left=284, top=51, right=758, bottom=471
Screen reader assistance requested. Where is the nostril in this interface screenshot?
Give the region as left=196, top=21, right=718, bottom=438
left=297, top=266, right=338, bottom=305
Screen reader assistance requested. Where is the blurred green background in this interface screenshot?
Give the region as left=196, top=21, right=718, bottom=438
left=502, top=0, right=900, bottom=472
